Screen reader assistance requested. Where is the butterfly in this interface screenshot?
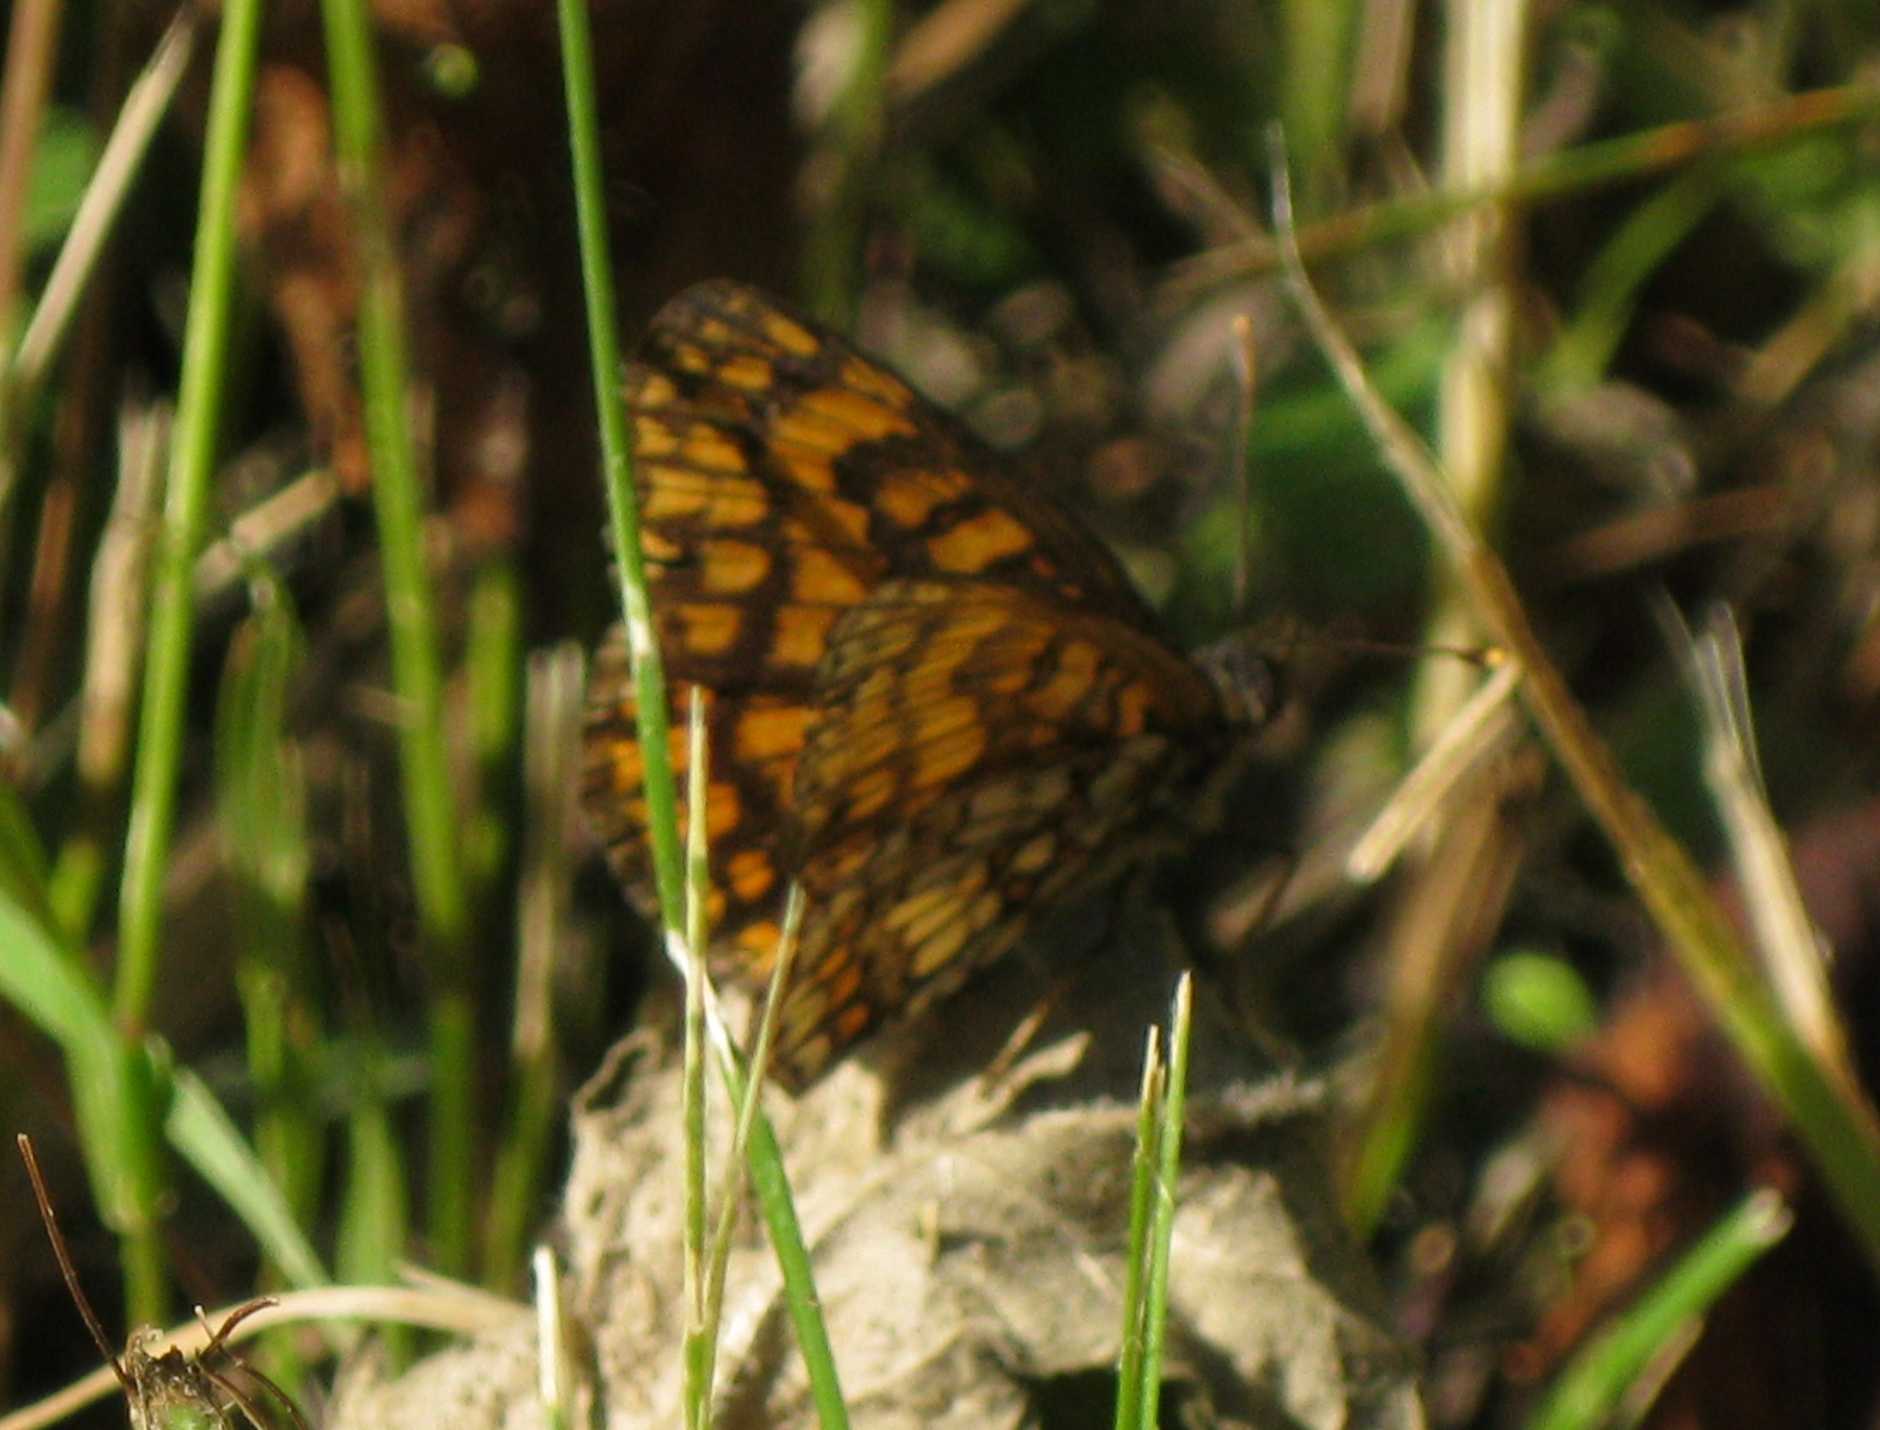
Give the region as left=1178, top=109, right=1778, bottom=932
left=581, top=280, right=1273, bottom=1087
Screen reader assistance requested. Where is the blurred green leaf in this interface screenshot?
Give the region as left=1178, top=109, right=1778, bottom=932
left=167, top=1065, right=330, bottom=1294
left=1482, top=951, right=1601, bottom=1054
left=25, top=110, right=101, bottom=252
left=0, top=879, right=107, bottom=1049
left=0, top=777, right=60, bottom=941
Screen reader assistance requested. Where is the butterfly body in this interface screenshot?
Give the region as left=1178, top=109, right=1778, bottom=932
left=583, top=281, right=1268, bottom=1086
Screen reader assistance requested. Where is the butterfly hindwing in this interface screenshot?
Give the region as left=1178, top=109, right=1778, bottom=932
left=757, top=578, right=1238, bottom=1082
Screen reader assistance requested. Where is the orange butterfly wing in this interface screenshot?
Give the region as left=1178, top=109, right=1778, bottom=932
left=582, top=281, right=1260, bottom=1085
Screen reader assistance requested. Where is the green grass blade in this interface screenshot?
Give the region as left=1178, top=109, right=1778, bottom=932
left=113, top=0, right=257, bottom=1033
left=1527, top=1190, right=1793, bottom=1430
left=557, top=5, right=848, bottom=1420
left=1, top=839, right=330, bottom=1337
left=319, top=0, right=474, bottom=1276
left=682, top=691, right=710, bottom=1428
left=213, top=580, right=322, bottom=1253
left=109, top=0, right=265, bottom=1328
left=465, top=562, right=523, bottom=897
left=0, top=779, right=64, bottom=971
left=485, top=644, right=583, bottom=1290
left=1273, top=145, right=1880, bottom=1274
left=1539, top=167, right=1724, bottom=392
left=335, top=1039, right=412, bottom=1368
left=1112, top=1029, right=1165, bottom=1430
left=1137, top=976, right=1194, bottom=1423
left=0, top=843, right=155, bottom=1242
left=555, top=0, right=682, bottom=924
left=0, top=869, right=107, bottom=1049
left=800, top=0, right=893, bottom=323
left=698, top=888, right=807, bottom=1420
left=165, top=1067, right=330, bottom=1297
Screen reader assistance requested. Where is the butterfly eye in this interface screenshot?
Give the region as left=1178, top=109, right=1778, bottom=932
left=1194, top=638, right=1282, bottom=727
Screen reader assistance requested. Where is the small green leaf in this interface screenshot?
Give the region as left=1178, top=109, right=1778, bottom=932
left=1482, top=951, right=1600, bottom=1054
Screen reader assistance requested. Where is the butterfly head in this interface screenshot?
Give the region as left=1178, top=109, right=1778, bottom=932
left=1193, top=636, right=1282, bottom=730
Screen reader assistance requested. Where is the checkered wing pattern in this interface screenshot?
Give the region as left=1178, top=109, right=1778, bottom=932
left=582, top=281, right=1261, bottom=1086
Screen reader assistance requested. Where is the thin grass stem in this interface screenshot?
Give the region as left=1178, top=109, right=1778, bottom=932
left=1112, top=1030, right=1164, bottom=1430
left=109, top=0, right=265, bottom=1325
left=486, top=645, right=584, bottom=1289
left=1526, top=1190, right=1792, bottom=1430
left=1137, top=976, right=1194, bottom=1422
left=682, top=691, right=710, bottom=1429
left=319, top=0, right=474, bottom=1274
left=1272, top=134, right=1880, bottom=1272
left=557, top=4, right=848, bottom=1422
left=9, top=14, right=196, bottom=402
left=1166, top=81, right=1880, bottom=300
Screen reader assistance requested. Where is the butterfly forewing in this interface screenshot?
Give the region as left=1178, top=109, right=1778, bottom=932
left=582, top=280, right=1259, bottom=1086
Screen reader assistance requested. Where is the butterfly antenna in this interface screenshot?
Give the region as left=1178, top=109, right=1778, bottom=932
left=1330, top=631, right=1503, bottom=669
left=15, top=1134, right=136, bottom=1400
left=1229, top=312, right=1259, bottom=622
